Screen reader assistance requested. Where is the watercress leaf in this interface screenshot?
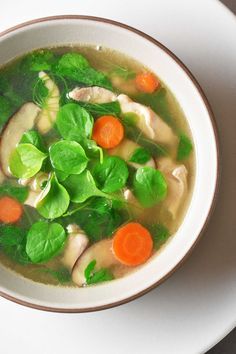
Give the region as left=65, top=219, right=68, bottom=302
left=26, top=221, right=66, bottom=263
left=77, top=101, right=121, bottom=118
left=82, top=139, right=104, bottom=163
left=63, top=170, right=105, bottom=203
left=49, top=140, right=88, bottom=175
left=0, top=225, right=30, bottom=264
left=36, top=174, right=70, bottom=219
left=87, top=268, right=114, bottom=285
left=9, top=143, right=47, bottom=179
left=57, top=53, right=90, bottom=71
left=20, top=130, right=46, bottom=152
left=21, top=50, right=56, bottom=72
left=149, top=224, right=170, bottom=249
left=133, top=167, right=167, bottom=208
left=73, top=197, right=124, bottom=242
left=84, top=259, right=96, bottom=281
left=129, top=147, right=151, bottom=164
left=177, top=134, right=193, bottom=161
left=93, top=156, right=129, bottom=193
left=54, top=169, right=70, bottom=182
left=0, top=183, right=29, bottom=203
left=56, top=103, right=94, bottom=142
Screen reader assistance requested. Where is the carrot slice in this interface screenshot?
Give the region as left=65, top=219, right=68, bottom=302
left=0, top=196, right=23, bottom=224
left=92, top=115, right=124, bottom=149
left=135, top=72, right=159, bottom=93
left=112, top=222, right=153, bottom=266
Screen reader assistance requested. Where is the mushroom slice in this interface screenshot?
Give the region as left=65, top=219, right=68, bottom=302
left=158, top=157, right=188, bottom=218
left=68, top=86, right=117, bottom=104
left=0, top=102, right=41, bottom=176
left=24, top=190, right=41, bottom=208
left=109, top=138, right=155, bottom=169
left=36, top=71, right=60, bottom=134
left=117, top=94, right=177, bottom=146
left=72, top=239, right=119, bottom=287
left=61, top=224, right=89, bottom=271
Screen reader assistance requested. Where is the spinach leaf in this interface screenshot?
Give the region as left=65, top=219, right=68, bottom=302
left=0, top=183, right=29, bottom=203
left=135, top=88, right=176, bottom=128
left=149, top=224, right=170, bottom=249
left=36, top=174, right=70, bottom=219
left=26, top=221, right=66, bottom=263
left=9, top=143, right=47, bottom=179
left=133, top=167, right=167, bottom=208
left=21, top=50, right=56, bottom=72
left=77, top=101, right=121, bottom=118
left=93, top=156, right=129, bottom=193
left=56, top=53, right=112, bottom=90
left=20, top=130, right=46, bottom=152
left=56, top=103, right=94, bottom=142
left=129, top=147, right=151, bottom=164
left=177, top=134, right=193, bottom=161
left=84, top=259, right=113, bottom=285
left=49, top=140, right=88, bottom=175
left=0, top=225, right=30, bottom=264
left=63, top=170, right=105, bottom=203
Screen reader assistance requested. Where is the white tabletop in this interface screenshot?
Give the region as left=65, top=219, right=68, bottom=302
left=0, top=1, right=235, bottom=353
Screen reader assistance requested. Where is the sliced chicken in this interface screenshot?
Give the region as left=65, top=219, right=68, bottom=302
left=117, top=94, right=178, bottom=146
left=69, top=86, right=117, bottom=104
left=36, top=71, right=60, bottom=134
left=0, top=102, right=41, bottom=176
left=61, top=224, right=89, bottom=271
left=158, top=157, right=188, bottom=218
left=72, top=239, right=120, bottom=287
left=68, top=86, right=177, bottom=146
left=109, top=138, right=155, bottom=169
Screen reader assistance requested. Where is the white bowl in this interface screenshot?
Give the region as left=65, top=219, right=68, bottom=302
left=0, top=15, right=219, bottom=312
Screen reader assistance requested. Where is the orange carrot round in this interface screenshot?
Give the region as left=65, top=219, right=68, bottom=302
left=112, top=222, right=153, bottom=266
left=0, top=196, right=23, bottom=224
left=92, top=115, right=124, bottom=149
left=135, top=72, right=159, bottom=93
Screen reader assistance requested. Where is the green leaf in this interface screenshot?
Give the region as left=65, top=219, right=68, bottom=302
left=21, top=50, right=56, bottom=72
left=56, top=103, right=94, bottom=142
left=36, top=174, right=70, bottom=219
left=0, top=225, right=30, bottom=264
left=72, top=197, right=124, bottom=242
left=63, top=170, right=105, bottom=203
left=133, top=167, right=167, bottom=208
left=9, top=143, right=47, bottom=178
left=149, top=224, right=170, bottom=249
left=82, top=139, right=104, bottom=163
left=93, top=156, right=129, bottom=193
left=49, top=140, right=88, bottom=175
left=0, top=183, right=29, bottom=203
left=177, top=134, right=193, bottom=160
left=20, top=130, right=46, bottom=152
left=0, top=95, right=12, bottom=128
left=77, top=101, right=121, bottom=118
left=135, top=88, right=176, bottom=128
left=129, top=147, right=151, bottom=164
left=84, top=259, right=114, bottom=285
left=26, top=221, right=66, bottom=263
left=56, top=52, right=112, bottom=90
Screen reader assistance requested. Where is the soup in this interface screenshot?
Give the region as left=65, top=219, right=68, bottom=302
left=0, top=46, right=194, bottom=287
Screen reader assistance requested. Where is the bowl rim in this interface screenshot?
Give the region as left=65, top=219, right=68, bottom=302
left=0, top=14, right=220, bottom=313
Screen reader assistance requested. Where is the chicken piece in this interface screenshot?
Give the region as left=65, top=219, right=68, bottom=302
left=158, top=157, right=188, bottom=218
left=36, top=72, right=60, bottom=134
left=117, top=94, right=178, bottom=146
left=61, top=224, right=89, bottom=271
left=68, top=86, right=117, bottom=104
left=109, top=138, right=155, bottom=169
left=0, top=103, right=41, bottom=176
left=72, top=239, right=120, bottom=287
